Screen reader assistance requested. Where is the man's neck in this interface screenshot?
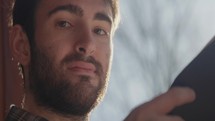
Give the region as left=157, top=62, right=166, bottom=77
left=23, top=93, right=89, bottom=121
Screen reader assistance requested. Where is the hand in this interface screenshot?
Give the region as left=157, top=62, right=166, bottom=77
left=124, top=87, right=196, bottom=121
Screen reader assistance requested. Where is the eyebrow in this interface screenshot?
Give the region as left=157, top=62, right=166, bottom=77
left=94, top=12, right=113, bottom=26
left=48, top=4, right=83, bottom=17
left=48, top=4, right=112, bottom=25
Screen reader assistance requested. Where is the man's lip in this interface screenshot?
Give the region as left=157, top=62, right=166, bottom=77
left=66, top=61, right=96, bottom=76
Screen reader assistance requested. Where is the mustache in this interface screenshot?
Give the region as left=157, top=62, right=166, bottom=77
left=62, top=53, right=103, bottom=75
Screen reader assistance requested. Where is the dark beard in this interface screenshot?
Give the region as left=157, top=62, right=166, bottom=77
left=28, top=45, right=107, bottom=117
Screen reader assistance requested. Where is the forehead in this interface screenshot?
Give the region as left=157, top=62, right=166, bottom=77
left=36, top=0, right=113, bottom=18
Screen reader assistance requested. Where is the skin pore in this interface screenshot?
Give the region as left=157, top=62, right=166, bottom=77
left=11, top=0, right=114, bottom=120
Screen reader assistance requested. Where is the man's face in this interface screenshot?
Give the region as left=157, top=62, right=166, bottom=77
left=28, top=0, right=113, bottom=116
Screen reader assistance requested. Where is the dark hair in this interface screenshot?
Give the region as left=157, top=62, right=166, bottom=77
left=12, top=0, right=119, bottom=43
left=105, top=0, right=120, bottom=28
left=13, top=0, right=41, bottom=46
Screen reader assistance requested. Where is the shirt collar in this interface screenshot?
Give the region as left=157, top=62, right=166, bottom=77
left=5, top=106, right=48, bottom=121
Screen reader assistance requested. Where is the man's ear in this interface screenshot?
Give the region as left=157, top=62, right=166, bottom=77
left=9, top=25, right=31, bottom=66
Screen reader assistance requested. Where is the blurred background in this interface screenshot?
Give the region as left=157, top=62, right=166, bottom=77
left=91, top=0, right=215, bottom=120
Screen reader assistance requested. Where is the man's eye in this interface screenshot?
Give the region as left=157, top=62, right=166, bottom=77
left=94, top=28, right=108, bottom=36
left=56, top=21, right=72, bottom=28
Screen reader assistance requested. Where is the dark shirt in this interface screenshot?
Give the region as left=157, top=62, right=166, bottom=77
left=5, top=106, right=48, bottom=121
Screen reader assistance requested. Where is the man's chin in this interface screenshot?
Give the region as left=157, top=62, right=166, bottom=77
left=66, top=74, right=99, bottom=88
left=31, top=80, right=101, bottom=116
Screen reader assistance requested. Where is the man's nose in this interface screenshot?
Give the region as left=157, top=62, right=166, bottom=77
left=74, top=29, right=96, bottom=56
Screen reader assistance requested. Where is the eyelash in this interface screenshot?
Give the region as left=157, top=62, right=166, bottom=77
left=56, top=20, right=72, bottom=29
left=55, top=20, right=109, bottom=36
left=93, top=27, right=109, bottom=36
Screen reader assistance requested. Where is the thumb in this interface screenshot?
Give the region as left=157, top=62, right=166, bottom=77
left=124, top=87, right=196, bottom=121
left=142, top=87, right=196, bottom=115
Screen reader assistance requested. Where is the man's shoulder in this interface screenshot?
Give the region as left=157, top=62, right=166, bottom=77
left=5, top=106, right=48, bottom=121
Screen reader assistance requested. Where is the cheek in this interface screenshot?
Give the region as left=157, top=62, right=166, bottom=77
left=35, top=30, right=75, bottom=63
left=45, top=44, right=72, bottom=67
left=97, top=44, right=112, bottom=71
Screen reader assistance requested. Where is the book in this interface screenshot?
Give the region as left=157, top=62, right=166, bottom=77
left=170, top=36, right=215, bottom=121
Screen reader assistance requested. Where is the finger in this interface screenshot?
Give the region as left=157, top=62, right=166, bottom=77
left=124, top=110, right=186, bottom=121
left=151, top=115, right=185, bottom=121
left=142, top=87, right=196, bottom=114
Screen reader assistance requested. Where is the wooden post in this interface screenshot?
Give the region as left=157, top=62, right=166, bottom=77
left=0, top=0, right=6, bottom=120
left=0, top=0, right=23, bottom=120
